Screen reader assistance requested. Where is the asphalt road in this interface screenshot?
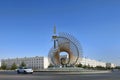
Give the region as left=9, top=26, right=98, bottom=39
left=0, top=71, right=119, bottom=80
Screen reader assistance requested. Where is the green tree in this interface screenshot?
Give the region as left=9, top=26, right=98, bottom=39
left=78, top=63, right=82, bottom=67
left=87, top=64, right=91, bottom=69
left=20, top=61, right=26, bottom=67
left=48, top=64, right=54, bottom=68
left=75, top=63, right=82, bottom=67
left=115, top=66, right=120, bottom=69
left=95, top=66, right=106, bottom=70
left=1, top=62, right=7, bottom=70
left=82, top=65, right=87, bottom=69
left=11, top=62, right=17, bottom=70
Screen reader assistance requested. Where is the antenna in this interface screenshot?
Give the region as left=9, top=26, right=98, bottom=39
left=52, top=25, right=57, bottom=49
left=52, top=25, right=57, bottom=39
left=54, top=25, right=56, bottom=35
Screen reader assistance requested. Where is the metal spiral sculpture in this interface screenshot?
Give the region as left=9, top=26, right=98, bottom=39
left=48, top=27, right=83, bottom=67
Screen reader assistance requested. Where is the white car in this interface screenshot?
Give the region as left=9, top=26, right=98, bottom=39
left=16, top=67, right=33, bottom=74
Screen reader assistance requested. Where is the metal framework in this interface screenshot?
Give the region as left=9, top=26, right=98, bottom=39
left=48, top=32, right=82, bottom=67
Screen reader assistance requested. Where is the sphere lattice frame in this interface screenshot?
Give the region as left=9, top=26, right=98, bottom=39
left=48, top=32, right=82, bottom=66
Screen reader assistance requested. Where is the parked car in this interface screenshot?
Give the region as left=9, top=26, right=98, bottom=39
left=16, top=67, right=33, bottom=74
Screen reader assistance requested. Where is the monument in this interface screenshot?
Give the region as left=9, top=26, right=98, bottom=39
left=48, top=26, right=83, bottom=68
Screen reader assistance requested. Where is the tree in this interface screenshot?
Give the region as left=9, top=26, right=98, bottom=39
left=48, top=64, right=54, bottom=68
left=78, top=63, right=82, bottom=67
left=75, top=63, right=82, bottom=67
left=11, top=62, right=17, bottom=70
left=82, top=65, right=87, bottom=69
left=115, top=66, right=120, bottom=69
left=1, top=62, right=7, bottom=70
left=95, top=66, right=106, bottom=70
left=87, top=64, right=91, bottom=69
left=20, top=61, right=26, bottom=67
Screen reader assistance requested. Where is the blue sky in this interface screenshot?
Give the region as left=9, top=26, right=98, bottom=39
left=0, top=0, right=120, bottom=65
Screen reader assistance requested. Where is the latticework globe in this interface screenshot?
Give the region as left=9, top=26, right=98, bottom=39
left=48, top=32, right=82, bottom=66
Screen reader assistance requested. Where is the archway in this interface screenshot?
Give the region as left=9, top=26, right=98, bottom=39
left=59, top=52, right=69, bottom=66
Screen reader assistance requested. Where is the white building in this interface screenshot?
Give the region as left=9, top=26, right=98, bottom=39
left=111, top=63, right=116, bottom=68
left=0, top=61, right=1, bottom=67
left=106, top=63, right=116, bottom=68
left=1, top=56, right=49, bottom=70
left=77, top=58, right=116, bottom=68
left=1, top=56, right=116, bottom=69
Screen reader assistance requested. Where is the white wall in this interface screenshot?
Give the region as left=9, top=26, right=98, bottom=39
left=0, top=61, right=1, bottom=67
left=77, top=57, right=115, bottom=68
left=44, top=57, right=50, bottom=69
left=1, top=56, right=116, bottom=69
left=1, top=56, right=50, bottom=70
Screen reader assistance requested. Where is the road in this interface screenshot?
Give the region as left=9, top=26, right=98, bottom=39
left=0, top=71, right=119, bottom=80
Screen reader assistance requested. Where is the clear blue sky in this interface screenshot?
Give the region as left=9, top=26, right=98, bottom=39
left=0, top=0, right=120, bottom=65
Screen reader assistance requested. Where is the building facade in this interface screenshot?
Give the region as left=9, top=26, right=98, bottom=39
left=77, top=58, right=116, bottom=68
left=106, top=63, right=116, bottom=68
left=1, top=56, right=116, bottom=69
left=1, top=56, right=49, bottom=70
left=0, top=61, right=1, bottom=67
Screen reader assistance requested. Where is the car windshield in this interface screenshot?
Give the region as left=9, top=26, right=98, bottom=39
left=24, top=67, right=28, bottom=69
left=18, top=67, right=28, bottom=69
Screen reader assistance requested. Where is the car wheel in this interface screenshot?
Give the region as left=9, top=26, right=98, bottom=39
left=17, top=70, right=20, bottom=74
left=24, top=71, right=27, bottom=74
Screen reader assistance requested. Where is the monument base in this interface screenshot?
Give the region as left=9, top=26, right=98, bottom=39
left=47, top=67, right=87, bottom=72
left=35, top=67, right=111, bottom=74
